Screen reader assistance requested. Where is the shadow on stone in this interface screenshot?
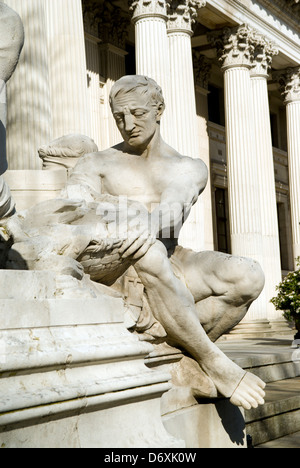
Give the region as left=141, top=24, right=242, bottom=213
left=215, top=399, right=246, bottom=446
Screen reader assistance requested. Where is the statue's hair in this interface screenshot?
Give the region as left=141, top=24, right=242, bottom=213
left=109, top=75, right=165, bottom=112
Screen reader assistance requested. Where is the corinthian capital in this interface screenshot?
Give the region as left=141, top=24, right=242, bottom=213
left=208, top=24, right=255, bottom=70
left=250, top=33, right=278, bottom=77
left=129, top=0, right=168, bottom=21
left=167, top=0, right=206, bottom=34
left=273, top=67, right=300, bottom=104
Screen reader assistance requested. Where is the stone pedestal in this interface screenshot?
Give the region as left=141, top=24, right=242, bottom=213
left=0, top=271, right=183, bottom=448
left=3, top=169, right=67, bottom=211
left=162, top=397, right=246, bottom=449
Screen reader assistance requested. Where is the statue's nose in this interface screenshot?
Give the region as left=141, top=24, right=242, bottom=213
left=124, top=113, right=135, bottom=132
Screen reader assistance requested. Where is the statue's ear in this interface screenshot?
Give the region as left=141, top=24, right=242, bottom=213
left=156, top=103, right=165, bottom=121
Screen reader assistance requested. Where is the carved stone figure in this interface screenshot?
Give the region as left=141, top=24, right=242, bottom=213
left=1, top=75, right=266, bottom=411
left=0, top=3, right=24, bottom=217
left=0, top=2, right=24, bottom=173
left=38, top=134, right=98, bottom=171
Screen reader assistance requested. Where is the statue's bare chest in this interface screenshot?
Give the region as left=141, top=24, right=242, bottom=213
left=101, top=158, right=167, bottom=205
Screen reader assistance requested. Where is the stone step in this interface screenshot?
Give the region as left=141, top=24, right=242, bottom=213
left=218, top=336, right=300, bottom=383
left=255, top=430, right=300, bottom=448
left=245, top=377, right=300, bottom=446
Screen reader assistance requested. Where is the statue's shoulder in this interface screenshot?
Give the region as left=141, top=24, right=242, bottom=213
left=78, top=146, right=121, bottom=166
left=165, top=144, right=207, bottom=174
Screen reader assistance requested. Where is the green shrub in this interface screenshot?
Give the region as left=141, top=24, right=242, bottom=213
left=270, top=257, right=300, bottom=323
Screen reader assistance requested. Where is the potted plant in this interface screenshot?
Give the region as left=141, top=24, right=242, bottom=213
left=271, top=257, right=300, bottom=340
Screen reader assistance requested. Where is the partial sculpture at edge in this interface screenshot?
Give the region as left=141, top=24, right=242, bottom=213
left=0, top=3, right=24, bottom=218
left=0, top=75, right=266, bottom=411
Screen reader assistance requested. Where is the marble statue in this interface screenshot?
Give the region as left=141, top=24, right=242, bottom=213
left=38, top=134, right=99, bottom=171
left=0, top=2, right=24, bottom=174
left=0, top=3, right=23, bottom=218
left=0, top=75, right=266, bottom=411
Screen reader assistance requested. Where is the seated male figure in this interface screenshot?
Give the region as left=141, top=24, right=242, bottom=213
left=65, top=75, right=266, bottom=410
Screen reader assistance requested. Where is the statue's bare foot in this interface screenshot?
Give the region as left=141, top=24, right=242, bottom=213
left=230, top=372, right=266, bottom=410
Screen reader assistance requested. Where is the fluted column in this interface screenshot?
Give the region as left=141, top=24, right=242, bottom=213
left=193, top=52, right=214, bottom=251
left=210, top=25, right=266, bottom=323
left=45, top=0, right=91, bottom=140
left=84, top=1, right=130, bottom=147
left=129, top=0, right=172, bottom=143
left=275, top=67, right=300, bottom=269
left=250, top=35, right=283, bottom=325
left=4, top=0, right=51, bottom=169
left=167, top=0, right=206, bottom=252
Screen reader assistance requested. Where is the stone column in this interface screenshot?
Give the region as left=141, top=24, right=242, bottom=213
left=129, top=0, right=173, bottom=144
left=274, top=67, right=300, bottom=269
left=210, top=25, right=267, bottom=324
left=44, top=0, right=91, bottom=140
left=193, top=52, right=214, bottom=251
left=4, top=0, right=52, bottom=170
left=167, top=0, right=207, bottom=252
left=250, top=35, right=284, bottom=326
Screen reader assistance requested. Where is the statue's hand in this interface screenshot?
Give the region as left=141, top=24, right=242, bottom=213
left=118, top=211, right=156, bottom=261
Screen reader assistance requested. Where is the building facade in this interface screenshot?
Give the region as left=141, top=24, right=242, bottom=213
left=2, top=0, right=300, bottom=334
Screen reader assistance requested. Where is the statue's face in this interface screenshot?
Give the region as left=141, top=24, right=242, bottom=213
left=111, top=90, right=160, bottom=149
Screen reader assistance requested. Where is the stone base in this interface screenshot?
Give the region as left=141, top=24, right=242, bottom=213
left=147, top=344, right=247, bottom=449
left=162, top=391, right=246, bottom=449
left=0, top=270, right=183, bottom=448
left=3, top=169, right=67, bottom=211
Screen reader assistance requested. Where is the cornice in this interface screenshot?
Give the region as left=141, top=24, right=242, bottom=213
left=207, top=0, right=300, bottom=65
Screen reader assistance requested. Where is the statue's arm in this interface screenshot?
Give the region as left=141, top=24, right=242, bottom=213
left=153, top=158, right=208, bottom=236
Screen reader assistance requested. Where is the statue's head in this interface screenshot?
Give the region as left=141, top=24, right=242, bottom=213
left=109, top=75, right=165, bottom=149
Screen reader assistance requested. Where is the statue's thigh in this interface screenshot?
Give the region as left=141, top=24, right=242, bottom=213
left=170, top=248, right=251, bottom=302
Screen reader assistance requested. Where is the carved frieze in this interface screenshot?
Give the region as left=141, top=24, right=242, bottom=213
left=167, top=0, right=206, bottom=33
left=273, top=67, right=300, bottom=103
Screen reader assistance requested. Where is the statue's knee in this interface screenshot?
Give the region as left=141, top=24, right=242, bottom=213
left=235, top=257, right=265, bottom=302
left=136, top=242, right=170, bottom=282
